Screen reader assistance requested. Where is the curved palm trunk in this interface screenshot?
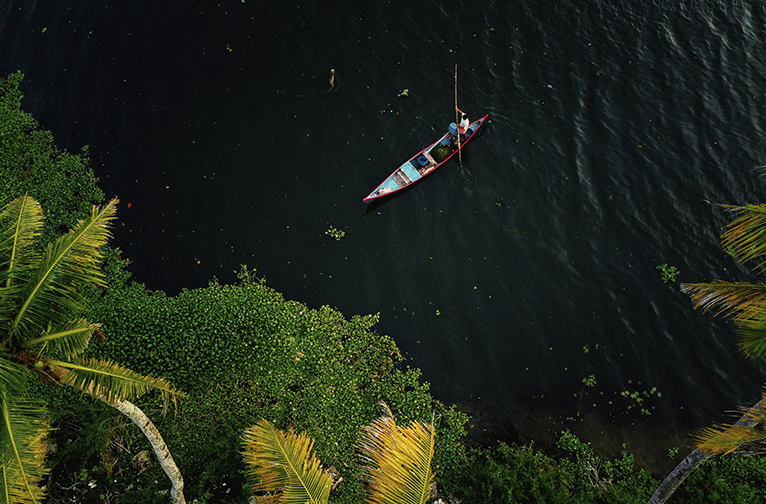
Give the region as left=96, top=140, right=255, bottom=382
left=646, top=449, right=709, bottom=504
left=52, top=366, right=185, bottom=504
left=647, top=399, right=762, bottom=504
left=101, top=397, right=185, bottom=504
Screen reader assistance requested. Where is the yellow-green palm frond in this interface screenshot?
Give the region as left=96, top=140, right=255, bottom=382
left=357, top=403, right=435, bottom=504
left=695, top=393, right=766, bottom=455
left=242, top=418, right=331, bottom=504
left=0, top=196, right=43, bottom=336
left=734, top=310, right=766, bottom=358
left=23, top=319, right=98, bottom=360
left=680, top=281, right=766, bottom=321
left=0, top=358, right=31, bottom=397
left=0, top=195, right=43, bottom=289
left=720, top=204, right=766, bottom=272
left=695, top=423, right=766, bottom=455
left=11, top=198, right=118, bottom=340
left=0, top=391, right=50, bottom=504
left=51, top=357, right=181, bottom=407
left=681, top=282, right=766, bottom=358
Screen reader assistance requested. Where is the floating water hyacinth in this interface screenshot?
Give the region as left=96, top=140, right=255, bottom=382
left=325, top=226, right=345, bottom=241
left=657, top=263, right=679, bottom=283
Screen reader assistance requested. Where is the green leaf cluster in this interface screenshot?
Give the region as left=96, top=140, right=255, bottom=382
left=656, top=263, right=679, bottom=283
left=74, top=274, right=467, bottom=503
left=449, top=432, right=657, bottom=504
left=0, top=72, right=104, bottom=246
left=670, top=453, right=766, bottom=502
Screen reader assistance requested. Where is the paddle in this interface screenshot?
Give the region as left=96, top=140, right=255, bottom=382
left=454, top=64, right=462, bottom=168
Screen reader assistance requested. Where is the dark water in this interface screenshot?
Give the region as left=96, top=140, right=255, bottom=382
left=4, top=0, right=766, bottom=463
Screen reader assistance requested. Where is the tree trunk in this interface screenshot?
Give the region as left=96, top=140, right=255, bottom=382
left=50, top=366, right=185, bottom=504
left=100, top=397, right=185, bottom=504
left=647, top=399, right=762, bottom=504
left=646, top=449, right=709, bottom=504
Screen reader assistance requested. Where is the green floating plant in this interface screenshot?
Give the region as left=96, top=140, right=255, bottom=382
left=325, top=226, right=345, bottom=241
left=656, top=263, right=679, bottom=283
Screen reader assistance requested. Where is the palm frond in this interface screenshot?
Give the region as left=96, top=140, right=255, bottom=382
left=680, top=281, right=766, bottom=321
left=681, top=282, right=766, bottom=358
left=242, top=418, right=332, bottom=504
left=50, top=357, right=181, bottom=407
left=23, top=319, right=98, bottom=360
left=357, top=403, right=435, bottom=504
left=695, top=424, right=766, bottom=455
left=0, top=195, right=43, bottom=289
left=734, top=311, right=766, bottom=358
left=720, top=204, right=766, bottom=272
left=695, top=393, right=766, bottom=455
left=10, top=198, right=118, bottom=340
left=0, top=358, right=32, bottom=397
left=0, top=391, right=49, bottom=504
left=0, top=196, right=43, bottom=339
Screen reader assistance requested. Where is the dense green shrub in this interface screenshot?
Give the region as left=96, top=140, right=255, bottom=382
left=448, top=431, right=657, bottom=504
left=669, top=454, right=766, bottom=503
left=0, top=71, right=104, bottom=244
left=59, top=269, right=468, bottom=503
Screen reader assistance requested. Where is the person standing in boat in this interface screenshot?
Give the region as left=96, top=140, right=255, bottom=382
left=456, top=107, right=469, bottom=135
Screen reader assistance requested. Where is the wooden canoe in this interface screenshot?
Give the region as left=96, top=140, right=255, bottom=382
left=362, top=114, right=489, bottom=202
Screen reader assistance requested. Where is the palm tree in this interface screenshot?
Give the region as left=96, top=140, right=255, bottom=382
left=0, top=195, right=185, bottom=504
left=242, top=403, right=436, bottom=504
left=242, top=418, right=333, bottom=504
left=649, top=202, right=766, bottom=504
left=357, top=403, right=436, bottom=504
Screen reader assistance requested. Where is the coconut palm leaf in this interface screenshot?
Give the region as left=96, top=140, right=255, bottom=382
left=0, top=391, right=49, bottom=504
left=680, top=281, right=766, bottom=321
left=0, top=358, right=30, bottom=398
left=695, top=398, right=766, bottom=455
left=242, top=418, right=332, bottom=504
left=50, top=357, right=181, bottom=406
left=357, top=403, right=435, bottom=504
left=695, top=424, right=766, bottom=456
left=733, top=311, right=766, bottom=358
left=720, top=204, right=766, bottom=272
left=681, top=282, right=766, bottom=358
left=0, top=195, right=43, bottom=337
left=10, top=198, right=118, bottom=341
left=22, top=319, right=98, bottom=361
left=0, top=194, right=43, bottom=289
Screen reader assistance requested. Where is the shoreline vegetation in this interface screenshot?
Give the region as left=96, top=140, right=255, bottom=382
left=3, top=71, right=766, bottom=503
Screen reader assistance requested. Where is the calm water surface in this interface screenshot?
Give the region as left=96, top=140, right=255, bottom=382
left=3, top=0, right=766, bottom=465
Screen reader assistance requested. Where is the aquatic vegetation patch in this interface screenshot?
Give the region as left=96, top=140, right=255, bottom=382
left=656, top=263, right=679, bottom=283
left=325, top=225, right=345, bottom=241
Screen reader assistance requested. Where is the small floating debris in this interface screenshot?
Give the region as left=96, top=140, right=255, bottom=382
left=325, top=225, right=345, bottom=241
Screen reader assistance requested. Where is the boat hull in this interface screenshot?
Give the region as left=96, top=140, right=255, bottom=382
left=363, top=114, right=489, bottom=202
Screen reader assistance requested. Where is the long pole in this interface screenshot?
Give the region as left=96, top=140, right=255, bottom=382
left=454, top=64, right=462, bottom=168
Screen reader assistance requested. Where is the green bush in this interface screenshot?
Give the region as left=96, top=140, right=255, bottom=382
left=0, top=72, right=104, bottom=244
left=448, top=431, right=657, bottom=504
left=61, top=270, right=468, bottom=503
left=669, top=454, right=766, bottom=503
